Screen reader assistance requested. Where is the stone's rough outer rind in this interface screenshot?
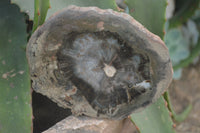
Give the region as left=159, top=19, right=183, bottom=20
left=43, top=116, right=135, bottom=133
left=26, top=6, right=173, bottom=119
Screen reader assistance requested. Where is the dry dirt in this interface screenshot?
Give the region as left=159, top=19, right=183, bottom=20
left=169, top=61, right=200, bottom=133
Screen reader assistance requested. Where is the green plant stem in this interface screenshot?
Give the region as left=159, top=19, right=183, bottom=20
left=173, top=38, right=200, bottom=71
left=32, top=0, right=50, bottom=32
left=32, top=0, right=39, bottom=32
left=163, top=91, right=192, bottom=123
left=38, top=0, right=50, bottom=25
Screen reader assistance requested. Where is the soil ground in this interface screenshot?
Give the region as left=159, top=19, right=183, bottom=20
left=169, top=61, right=200, bottom=133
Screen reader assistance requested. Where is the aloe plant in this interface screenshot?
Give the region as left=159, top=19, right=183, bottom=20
left=165, top=0, right=200, bottom=79
left=32, top=0, right=50, bottom=32
left=125, top=0, right=166, bottom=38
left=1, top=0, right=200, bottom=132
left=124, top=1, right=176, bottom=133
left=0, top=0, right=32, bottom=132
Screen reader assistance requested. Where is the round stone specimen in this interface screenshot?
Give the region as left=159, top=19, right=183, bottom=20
left=26, top=6, right=173, bottom=119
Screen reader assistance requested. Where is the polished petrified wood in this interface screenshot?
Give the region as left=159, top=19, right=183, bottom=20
left=27, top=6, right=173, bottom=119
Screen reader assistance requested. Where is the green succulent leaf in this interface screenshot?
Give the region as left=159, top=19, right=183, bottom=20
left=0, top=1, right=32, bottom=133
left=165, top=21, right=200, bottom=77
left=124, top=0, right=176, bottom=132
left=11, top=0, right=50, bottom=32
left=46, top=0, right=118, bottom=19
left=164, top=28, right=190, bottom=66
left=131, top=97, right=176, bottom=133
left=173, top=38, right=200, bottom=71
left=32, top=0, right=50, bottom=32
left=11, top=0, right=118, bottom=31
left=164, top=91, right=192, bottom=123
left=11, top=0, right=34, bottom=19
left=33, top=0, right=118, bottom=32
left=125, top=0, right=167, bottom=38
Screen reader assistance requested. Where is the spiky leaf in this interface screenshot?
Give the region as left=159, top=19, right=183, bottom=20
left=125, top=0, right=167, bottom=38
left=131, top=97, right=176, bottom=133
left=32, top=0, right=50, bottom=32
left=11, top=0, right=118, bottom=21
left=11, top=0, right=34, bottom=19
left=0, top=1, right=32, bottom=133
left=125, top=0, right=175, bottom=132
left=46, top=0, right=118, bottom=19
left=32, top=0, right=118, bottom=32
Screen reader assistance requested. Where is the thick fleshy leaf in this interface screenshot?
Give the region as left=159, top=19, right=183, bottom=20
left=164, top=91, right=192, bottom=123
left=131, top=97, right=176, bottom=133
left=11, top=0, right=118, bottom=30
left=0, top=1, right=32, bottom=133
left=32, top=0, right=50, bottom=32
left=46, top=0, right=118, bottom=19
left=11, top=0, right=50, bottom=32
left=125, top=0, right=175, bottom=132
left=125, top=0, right=167, bottom=38
left=32, top=0, right=118, bottom=33
left=11, top=0, right=34, bottom=19
left=164, top=28, right=190, bottom=66
left=173, top=38, right=200, bottom=71
left=165, top=20, right=200, bottom=78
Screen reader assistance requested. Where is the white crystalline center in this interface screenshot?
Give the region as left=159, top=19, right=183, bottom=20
left=103, top=63, right=117, bottom=77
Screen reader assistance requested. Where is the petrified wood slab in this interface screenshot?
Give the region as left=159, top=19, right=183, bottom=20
left=27, top=6, right=173, bottom=119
